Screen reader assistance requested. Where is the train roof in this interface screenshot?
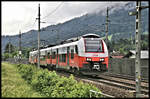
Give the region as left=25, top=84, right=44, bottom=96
left=30, top=40, right=78, bottom=53
left=51, top=41, right=78, bottom=50
left=50, top=33, right=101, bottom=50
left=82, top=33, right=100, bottom=38
left=29, top=50, right=38, bottom=55
left=30, top=33, right=102, bottom=53
left=60, top=33, right=100, bottom=44
left=40, top=48, right=48, bottom=52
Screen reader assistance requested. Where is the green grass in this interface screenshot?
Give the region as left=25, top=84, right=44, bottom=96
left=100, top=34, right=112, bottom=41
left=1, top=62, right=43, bottom=98
left=108, top=34, right=112, bottom=41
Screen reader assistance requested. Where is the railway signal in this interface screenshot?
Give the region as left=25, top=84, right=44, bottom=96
left=129, top=1, right=149, bottom=98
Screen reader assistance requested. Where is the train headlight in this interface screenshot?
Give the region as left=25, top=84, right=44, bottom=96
left=86, top=58, right=92, bottom=61
left=100, top=58, right=104, bottom=61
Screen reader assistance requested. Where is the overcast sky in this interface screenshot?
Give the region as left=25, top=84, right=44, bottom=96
left=2, top=1, right=129, bottom=36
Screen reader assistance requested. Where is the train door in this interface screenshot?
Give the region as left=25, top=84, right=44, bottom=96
left=67, top=47, right=70, bottom=65
left=50, top=49, right=52, bottom=64
left=45, top=50, right=47, bottom=65
left=56, top=48, right=59, bottom=67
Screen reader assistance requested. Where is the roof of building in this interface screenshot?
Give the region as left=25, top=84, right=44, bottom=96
left=110, top=55, right=124, bottom=58
left=124, top=50, right=149, bottom=59
left=110, top=51, right=125, bottom=58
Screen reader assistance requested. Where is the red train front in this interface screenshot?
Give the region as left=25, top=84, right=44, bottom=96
left=74, top=34, right=108, bottom=75
left=29, top=33, right=108, bottom=75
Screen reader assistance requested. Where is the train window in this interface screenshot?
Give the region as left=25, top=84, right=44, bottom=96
left=59, top=55, right=61, bottom=62
left=47, top=52, right=50, bottom=59
left=52, top=52, right=56, bottom=59
left=75, top=45, right=78, bottom=54
left=71, top=49, right=74, bottom=59
left=62, top=54, right=66, bottom=62
left=59, top=54, right=66, bottom=62
left=41, top=55, right=45, bottom=61
left=85, top=38, right=103, bottom=52
left=40, top=55, right=43, bottom=59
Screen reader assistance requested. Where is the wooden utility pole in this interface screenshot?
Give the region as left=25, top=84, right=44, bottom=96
left=37, top=4, right=40, bottom=69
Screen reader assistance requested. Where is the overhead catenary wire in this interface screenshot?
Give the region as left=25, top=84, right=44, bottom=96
left=16, top=18, right=38, bottom=50
left=41, top=2, right=64, bottom=20
left=32, top=18, right=37, bottom=28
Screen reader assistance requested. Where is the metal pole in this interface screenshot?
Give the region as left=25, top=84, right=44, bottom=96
left=105, top=7, right=109, bottom=46
left=131, top=32, right=133, bottom=44
left=37, top=4, right=40, bottom=69
left=57, top=30, right=59, bottom=44
left=19, top=30, right=22, bottom=63
left=135, top=1, right=141, bottom=97
left=8, top=37, right=11, bottom=59
left=105, top=7, right=109, bottom=59
left=128, top=1, right=149, bottom=97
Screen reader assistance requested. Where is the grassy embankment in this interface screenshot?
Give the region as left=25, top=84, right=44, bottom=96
left=1, top=62, right=42, bottom=98
left=2, top=62, right=102, bottom=98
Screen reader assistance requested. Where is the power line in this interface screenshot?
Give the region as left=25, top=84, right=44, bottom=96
left=15, top=18, right=37, bottom=42
left=42, top=2, right=64, bottom=20
left=32, top=18, right=37, bottom=28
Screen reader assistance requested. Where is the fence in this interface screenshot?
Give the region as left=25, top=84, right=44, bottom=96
left=89, top=90, right=114, bottom=98
left=3, top=58, right=149, bottom=80
left=108, top=58, right=149, bottom=79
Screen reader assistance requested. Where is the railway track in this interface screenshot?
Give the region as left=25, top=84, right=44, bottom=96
left=87, top=75, right=149, bottom=95
left=52, top=69, right=149, bottom=97
left=103, top=72, right=148, bottom=83
left=98, top=74, right=149, bottom=90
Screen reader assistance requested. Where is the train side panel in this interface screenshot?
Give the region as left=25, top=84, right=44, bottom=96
left=29, top=34, right=109, bottom=75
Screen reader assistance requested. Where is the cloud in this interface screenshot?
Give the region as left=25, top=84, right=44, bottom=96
left=2, top=1, right=129, bottom=36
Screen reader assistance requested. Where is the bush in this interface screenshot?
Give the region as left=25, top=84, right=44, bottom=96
left=31, top=69, right=59, bottom=96
left=50, top=75, right=77, bottom=97
left=17, top=64, right=102, bottom=98
left=17, top=64, right=37, bottom=84
left=2, top=53, right=10, bottom=60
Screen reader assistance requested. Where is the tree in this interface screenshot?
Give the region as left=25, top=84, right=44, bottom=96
left=4, top=43, right=15, bottom=54
left=21, top=47, right=31, bottom=58
left=141, top=41, right=148, bottom=50
left=3, top=43, right=16, bottom=59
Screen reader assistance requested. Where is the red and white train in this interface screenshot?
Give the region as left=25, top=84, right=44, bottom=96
left=29, top=33, right=108, bottom=75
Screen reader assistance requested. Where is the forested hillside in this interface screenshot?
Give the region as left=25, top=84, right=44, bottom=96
left=2, top=2, right=149, bottom=54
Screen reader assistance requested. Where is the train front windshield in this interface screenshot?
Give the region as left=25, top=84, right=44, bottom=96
left=85, top=38, right=103, bottom=52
